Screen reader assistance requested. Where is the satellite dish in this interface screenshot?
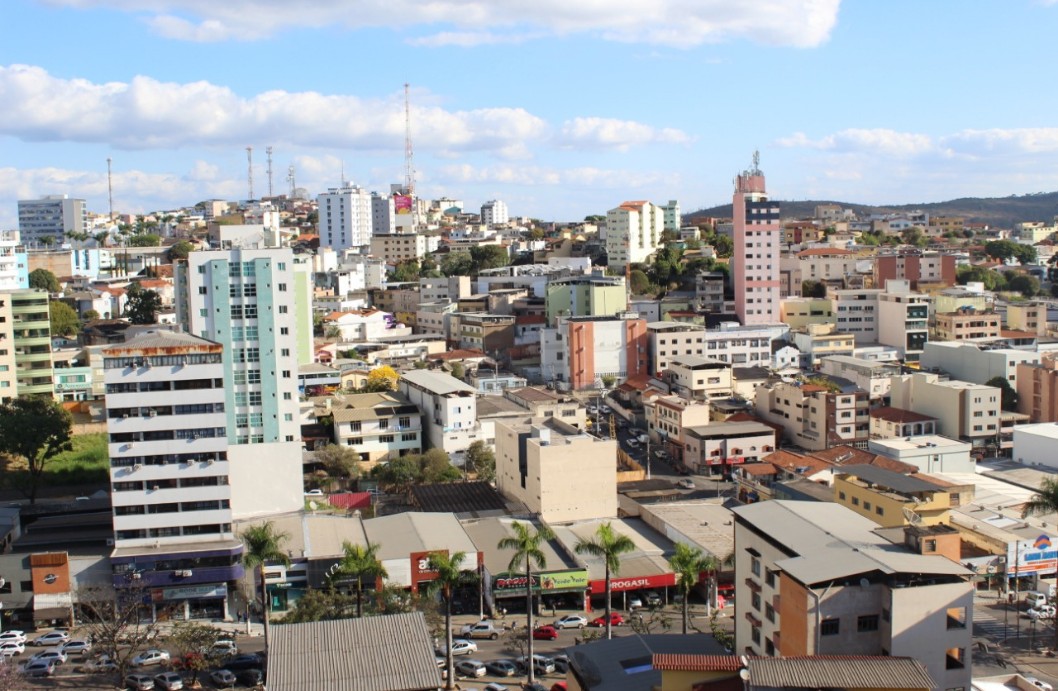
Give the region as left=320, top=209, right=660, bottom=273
left=308, top=501, right=318, bottom=510
left=859, top=577, right=870, bottom=589
left=902, top=506, right=924, bottom=527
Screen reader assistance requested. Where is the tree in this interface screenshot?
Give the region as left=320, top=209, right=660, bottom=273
left=314, top=444, right=361, bottom=481
left=49, top=300, right=81, bottom=337
left=363, top=365, right=399, bottom=392
left=986, top=376, right=1019, bottom=412
left=574, top=523, right=635, bottom=640
left=1007, top=273, right=1040, bottom=297
left=28, top=268, right=60, bottom=293
left=668, top=542, right=716, bottom=635
left=371, top=456, right=419, bottom=491
left=332, top=541, right=388, bottom=618
left=128, top=233, right=161, bottom=247
left=1013, top=244, right=1038, bottom=266
left=984, top=240, right=1021, bottom=264
left=801, top=280, right=827, bottom=298
left=391, top=260, right=421, bottom=283
left=450, top=362, right=465, bottom=380
left=440, top=251, right=475, bottom=277
left=419, top=448, right=460, bottom=484
left=423, top=551, right=473, bottom=690
left=168, top=240, right=194, bottom=261
left=167, top=622, right=226, bottom=686
left=277, top=586, right=358, bottom=623
left=465, top=441, right=496, bottom=482
left=83, top=309, right=100, bottom=321
left=629, top=269, right=651, bottom=295
left=76, top=582, right=162, bottom=681
left=124, top=284, right=162, bottom=325
left=470, top=245, right=510, bottom=272
left=900, top=227, right=927, bottom=247
left=0, top=396, right=72, bottom=505
left=601, top=374, right=617, bottom=389
left=240, top=522, right=291, bottom=651
left=957, top=265, right=1007, bottom=292
left=497, top=521, right=555, bottom=686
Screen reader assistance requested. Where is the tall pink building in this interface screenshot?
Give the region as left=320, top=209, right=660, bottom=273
left=732, top=153, right=781, bottom=325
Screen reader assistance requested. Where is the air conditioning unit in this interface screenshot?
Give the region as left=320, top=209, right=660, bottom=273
left=148, top=410, right=157, bottom=417
left=151, top=485, right=160, bottom=491
left=122, top=413, right=129, bottom=419
left=206, top=459, right=214, bottom=466
left=132, top=464, right=142, bottom=472
left=130, top=572, right=142, bottom=580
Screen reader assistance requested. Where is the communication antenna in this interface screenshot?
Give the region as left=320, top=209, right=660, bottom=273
left=902, top=506, right=924, bottom=527
left=404, top=83, right=415, bottom=198
left=266, top=146, right=274, bottom=198
left=287, top=165, right=296, bottom=198
left=106, top=157, right=114, bottom=223
left=246, top=146, right=254, bottom=200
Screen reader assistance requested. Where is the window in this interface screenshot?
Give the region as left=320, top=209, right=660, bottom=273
left=278, top=283, right=287, bottom=292
left=946, top=647, right=965, bottom=669
left=279, top=306, right=288, bottom=314
left=751, top=592, right=761, bottom=611
left=876, top=506, right=884, bottom=516
left=280, top=327, right=289, bottom=335
left=857, top=614, right=879, bottom=632
left=751, top=627, right=761, bottom=645
left=863, top=501, right=871, bottom=511
left=765, top=569, right=776, bottom=588
left=852, top=497, right=860, bottom=506
left=765, top=603, right=775, bottom=622
left=820, top=619, right=840, bottom=636
left=838, top=491, right=846, bottom=500
left=350, top=422, right=362, bottom=433
left=751, top=557, right=761, bottom=577
left=924, top=539, right=937, bottom=552
left=946, top=607, right=967, bottom=629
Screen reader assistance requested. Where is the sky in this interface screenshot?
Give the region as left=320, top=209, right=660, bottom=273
left=3, top=1, right=1058, bottom=227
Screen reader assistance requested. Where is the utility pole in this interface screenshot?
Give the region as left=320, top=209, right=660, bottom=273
left=106, top=157, right=115, bottom=224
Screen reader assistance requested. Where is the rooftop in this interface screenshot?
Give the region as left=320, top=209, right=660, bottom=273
left=102, top=329, right=221, bottom=356
left=363, top=512, right=477, bottom=562
left=409, top=481, right=510, bottom=516
left=399, top=369, right=476, bottom=396
left=836, top=464, right=947, bottom=494
left=870, top=406, right=938, bottom=424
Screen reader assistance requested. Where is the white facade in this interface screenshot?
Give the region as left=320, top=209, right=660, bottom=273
left=369, top=233, right=438, bottom=263
left=830, top=288, right=882, bottom=344
left=18, top=194, right=87, bottom=247
left=0, top=231, right=24, bottom=291
left=318, top=183, right=373, bottom=251
left=104, top=332, right=232, bottom=548
left=480, top=199, right=509, bottom=227
left=889, top=372, right=1000, bottom=445
left=819, top=355, right=900, bottom=400
left=662, top=200, right=681, bottom=231
left=370, top=192, right=396, bottom=235
left=877, top=280, right=930, bottom=361
left=920, top=341, right=1039, bottom=389
left=868, top=435, right=975, bottom=474
left=399, top=369, right=482, bottom=463
left=1013, top=423, right=1058, bottom=469
left=605, top=201, right=663, bottom=270
left=647, top=321, right=787, bottom=373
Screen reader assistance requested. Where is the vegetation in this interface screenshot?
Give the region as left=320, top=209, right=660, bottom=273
left=83, top=309, right=100, bottom=321
left=277, top=586, right=359, bottom=623
left=423, top=551, right=474, bottom=690
left=168, top=240, right=194, bottom=261
left=956, top=265, right=1008, bottom=292
left=986, top=376, right=1019, bottom=412
left=167, top=622, right=226, bottom=686
left=41, top=432, right=108, bottom=486
left=574, top=523, right=635, bottom=640
left=801, top=280, right=827, bottom=298
left=668, top=542, right=717, bottom=635
left=29, top=268, right=61, bottom=293
left=124, top=283, right=162, bottom=324
left=984, top=239, right=1036, bottom=266
left=1007, top=273, right=1040, bottom=297
left=49, top=300, right=81, bottom=337
left=314, top=444, right=361, bottom=482
left=497, top=521, right=555, bottom=686
left=76, top=583, right=162, bottom=680
left=464, top=440, right=496, bottom=482
left=0, top=396, right=73, bottom=504
left=128, top=233, right=161, bottom=247
left=331, top=542, right=388, bottom=618
left=371, top=449, right=461, bottom=490
left=362, top=365, right=399, bottom=392
left=240, top=522, right=291, bottom=651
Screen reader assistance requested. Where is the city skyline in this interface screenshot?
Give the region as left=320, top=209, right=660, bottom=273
left=4, top=1, right=1058, bottom=226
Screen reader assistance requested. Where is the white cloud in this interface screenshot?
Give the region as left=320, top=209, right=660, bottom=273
left=45, top=0, right=842, bottom=47
left=439, top=163, right=679, bottom=189
left=556, top=117, right=692, bottom=151
left=776, top=129, right=935, bottom=157
left=407, top=31, right=540, bottom=48
left=941, top=128, right=1058, bottom=156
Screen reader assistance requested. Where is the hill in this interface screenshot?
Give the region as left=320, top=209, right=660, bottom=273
left=686, top=191, right=1058, bottom=228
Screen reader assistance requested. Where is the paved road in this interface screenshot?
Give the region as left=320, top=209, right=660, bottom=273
left=972, top=591, right=1058, bottom=687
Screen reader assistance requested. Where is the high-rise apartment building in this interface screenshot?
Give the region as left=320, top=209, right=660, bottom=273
left=0, top=231, right=27, bottom=291
left=0, top=290, right=54, bottom=398
left=103, top=330, right=245, bottom=621
left=318, top=183, right=372, bottom=251
left=18, top=195, right=87, bottom=247
left=370, top=192, right=396, bottom=235
left=732, top=155, right=781, bottom=325
left=662, top=200, right=681, bottom=232
left=481, top=199, right=509, bottom=227
left=605, top=201, right=663, bottom=270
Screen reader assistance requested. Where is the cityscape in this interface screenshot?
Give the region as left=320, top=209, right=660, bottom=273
left=5, top=2, right=1058, bottom=691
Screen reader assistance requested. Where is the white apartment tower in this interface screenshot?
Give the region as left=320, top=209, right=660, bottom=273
left=481, top=200, right=509, bottom=227
left=662, top=200, right=681, bottom=232
left=18, top=194, right=87, bottom=247
left=606, top=200, right=663, bottom=270
left=318, top=183, right=373, bottom=251
left=371, top=192, right=396, bottom=235
left=0, top=231, right=25, bottom=291
left=732, top=154, right=781, bottom=325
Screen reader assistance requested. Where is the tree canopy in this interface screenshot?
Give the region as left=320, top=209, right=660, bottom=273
left=49, top=300, right=81, bottom=337
left=465, top=440, right=495, bottom=482
left=168, top=240, right=194, bottom=261
left=314, top=444, right=361, bottom=480
left=984, top=239, right=1037, bottom=265
left=124, top=283, right=162, bottom=324
left=1007, top=273, right=1040, bottom=297
left=28, top=268, right=60, bottom=293
left=985, top=376, right=1019, bottom=412
left=128, top=233, right=161, bottom=247
left=371, top=449, right=460, bottom=490
left=363, top=365, right=399, bottom=392
left=0, top=396, right=73, bottom=504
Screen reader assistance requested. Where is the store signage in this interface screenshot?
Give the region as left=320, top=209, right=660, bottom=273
left=157, top=584, right=227, bottom=600
left=589, top=573, right=676, bottom=595
left=494, top=569, right=588, bottom=593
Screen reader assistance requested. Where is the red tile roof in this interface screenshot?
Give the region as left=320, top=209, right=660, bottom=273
left=741, top=462, right=778, bottom=477
left=652, top=654, right=743, bottom=672
left=869, top=406, right=937, bottom=424
left=326, top=492, right=372, bottom=510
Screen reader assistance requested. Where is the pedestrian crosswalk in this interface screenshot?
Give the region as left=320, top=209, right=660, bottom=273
left=974, top=612, right=1011, bottom=640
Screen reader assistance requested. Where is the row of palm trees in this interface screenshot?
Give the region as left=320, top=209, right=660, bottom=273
left=240, top=519, right=728, bottom=688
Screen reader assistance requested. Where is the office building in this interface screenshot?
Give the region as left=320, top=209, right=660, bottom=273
left=18, top=195, right=87, bottom=247
left=370, top=192, right=396, bottom=235
left=318, top=183, right=373, bottom=252
left=732, top=156, right=781, bottom=325
left=732, top=501, right=972, bottom=691
left=889, top=372, right=1000, bottom=448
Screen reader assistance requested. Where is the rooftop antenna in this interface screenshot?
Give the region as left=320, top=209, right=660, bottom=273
left=246, top=146, right=254, bottom=200
left=287, top=165, right=296, bottom=198
left=341, top=159, right=346, bottom=186
left=404, top=82, right=415, bottom=198
left=266, top=146, right=274, bottom=198
left=106, top=157, right=114, bottom=223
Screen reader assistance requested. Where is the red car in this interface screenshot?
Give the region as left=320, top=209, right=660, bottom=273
left=532, top=625, right=559, bottom=641
left=589, top=612, right=625, bottom=627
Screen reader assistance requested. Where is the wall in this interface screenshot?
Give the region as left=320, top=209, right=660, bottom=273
left=227, top=442, right=304, bottom=519
left=889, top=581, right=973, bottom=691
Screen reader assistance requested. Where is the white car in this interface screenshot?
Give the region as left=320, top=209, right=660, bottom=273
left=1026, top=677, right=1054, bottom=691
left=600, top=405, right=612, bottom=414
left=59, top=640, right=91, bottom=656
left=628, top=596, right=643, bottom=610
left=28, top=649, right=66, bottom=665
left=131, top=649, right=171, bottom=667
left=455, top=659, right=486, bottom=678
left=210, top=639, right=238, bottom=656
left=31, top=631, right=69, bottom=647
left=1027, top=605, right=1056, bottom=621
left=626, top=439, right=640, bottom=449
left=0, top=641, right=23, bottom=656
left=678, top=478, right=696, bottom=490
left=438, top=639, right=477, bottom=656
left=483, top=684, right=511, bottom=691
left=304, top=489, right=324, bottom=496
left=0, top=631, right=26, bottom=645
left=554, top=614, right=588, bottom=629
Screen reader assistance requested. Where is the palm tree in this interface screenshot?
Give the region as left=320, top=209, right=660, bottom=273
left=332, top=541, right=388, bottom=618
left=423, top=552, right=472, bottom=690
left=497, top=521, right=554, bottom=686
left=574, top=522, right=635, bottom=640
left=668, top=542, right=715, bottom=635
left=240, top=522, right=290, bottom=651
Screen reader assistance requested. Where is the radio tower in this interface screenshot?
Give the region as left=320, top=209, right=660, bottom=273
left=266, top=146, right=274, bottom=198
left=287, top=165, right=296, bottom=198
left=404, top=83, right=415, bottom=198
left=246, top=146, right=254, bottom=200
left=106, top=157, right=115, bottom=223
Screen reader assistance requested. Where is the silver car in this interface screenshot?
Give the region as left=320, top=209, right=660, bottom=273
left=455, top=659, right=486, bottom=678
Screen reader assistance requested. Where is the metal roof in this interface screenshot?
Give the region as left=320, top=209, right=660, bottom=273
left=399, top=369, right=476, bottom=396
left=836, top=464, right=946, bottom=494
left=267, top=613, right=441, bottom=691
left=747, top=656, right=935, bottom=689
left=362, top=512, right=477, bottom=562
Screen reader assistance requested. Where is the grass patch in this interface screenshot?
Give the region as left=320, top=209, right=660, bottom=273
left=44, top=432, right=109, bottom=485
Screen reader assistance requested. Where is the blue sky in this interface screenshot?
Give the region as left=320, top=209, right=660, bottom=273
left=3, top=0, right=1058, bottom=227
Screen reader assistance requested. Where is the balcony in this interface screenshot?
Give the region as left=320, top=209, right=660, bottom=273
left=113, top=563, right=244, bottom=589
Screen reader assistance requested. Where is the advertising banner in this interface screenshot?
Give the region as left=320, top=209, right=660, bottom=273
left=589, top=572, right=676, bottom=595
left=1008, top=533, right=1058, bottom=577
left=394, top=194, right=412, bottom=214
left=493, top=569, right=588, bottom=595
left=155, top=584, right=227, bottom=601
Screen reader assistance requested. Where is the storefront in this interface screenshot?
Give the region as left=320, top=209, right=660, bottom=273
left=492, top=569, right=589, bottom=614
left=150, top=583, right=228, bottom=621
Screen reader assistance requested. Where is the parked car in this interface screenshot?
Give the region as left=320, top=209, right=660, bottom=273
left=483, top=684, right=510, bottom=691
left=29, top=649, right=66, bottom=665
left=553, top=614, right=587, bottom=629
left=0, top=641, right=24, bottom=656
left=517, top=654, right=556, bottom=675
left=1024, top=592, right=1049, bottom=609
left=552, top=655, right=570, bottom=674
left=532, top=625, right=559, bottom=641
left=625, top=439, right=640, bottom=449
left=60, top=639, right=92, bottom=656
left=236, top=668, right=264, bottom=686
left=643, top=591, right=662, bottom=607
left=551, top=683, right=569, bottom=691
left=210, top=640, right=238, bottom=657
left=627, top=596, right=643, bottom=610
left=1026, top=677, right=1054, bottom=691
left=636, top=434, right=648, bottom=444
left=19, top=660, right=56, bottom=677
left=589, top=612, right=625, bottom=627
left=600, top=404, right=612, bottom=414
left=131, top=649, right=171, bottom=667
left=485, top=659, right=518, bottom=677
left=210, top=669, right=237, bottom=687
left=455, top=659, right=486, bottom=678
left=1027, top=605, right=1057, bottom=620
left=154, top=672, right=185, bottom=690
left=677, top=478, right=695, bottom=490
left=523, top=683, right=549, bottom=691
left=0, top=631, right=26, bottom=645
left=124, top=673, right=156, bottom=690
left=224, top=654, right=264, bottom=672
left=304, top=489, right=324, bottom=496
left=79, top=655, right=118, bottom=674
left=460, top=622, right=503, bottom=640
left=31, top=631, right=70, bottom=647
left=437, top=639, right=477, bottom=656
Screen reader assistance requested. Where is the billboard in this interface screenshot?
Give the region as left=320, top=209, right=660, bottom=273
left=493, top=569, right=588, bottom=595
left=589, top=573, right=676, bottom=595
left=394, top=193, right=412, bottom=215
left=1007, top=533, right=1058, bottom=577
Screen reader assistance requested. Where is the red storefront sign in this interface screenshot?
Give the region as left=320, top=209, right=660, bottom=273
left=410, top=550, right=448, bottom=593
left=589, top=572, right=675, bottom=595
left=707, top=456, right=743, bottom=466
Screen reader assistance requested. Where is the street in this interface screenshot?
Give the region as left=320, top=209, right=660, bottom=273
left=972, top=590, right=1058, bottom=687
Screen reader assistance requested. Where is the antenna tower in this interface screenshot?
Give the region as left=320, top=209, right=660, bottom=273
left=404, top=83, right=415, bottom=197
left=266, top=146, right=274, bottom=198
left=246, top=146, right=254, bottom=200
left=287, top=165, right=296, bottom=198
left=106, top=157, right=114, bottom=223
